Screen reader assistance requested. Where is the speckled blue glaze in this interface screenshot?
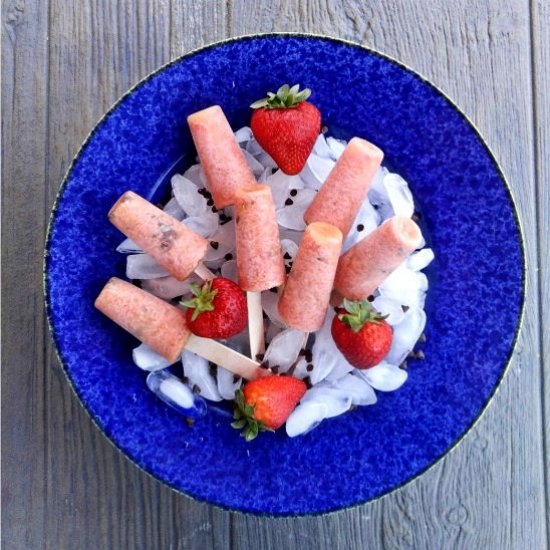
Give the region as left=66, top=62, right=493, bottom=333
left=44, top=35, right=524, bottom=516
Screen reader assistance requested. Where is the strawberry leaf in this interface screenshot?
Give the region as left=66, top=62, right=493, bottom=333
left=250, top=83, right=312, bottom=110
left=339, top=299, right=388, bottom=332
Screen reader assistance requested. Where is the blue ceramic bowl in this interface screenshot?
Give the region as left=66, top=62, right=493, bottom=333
left=44, top=34, right=525, bottom=516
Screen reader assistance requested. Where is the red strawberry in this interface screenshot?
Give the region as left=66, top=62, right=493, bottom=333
left=331, top=299, right=393, bottom=369
left=232, top=376, right=307, bottom=441
left=250, top=84, right=321, bottom=175
left=180, top=277, right=247, bottom=339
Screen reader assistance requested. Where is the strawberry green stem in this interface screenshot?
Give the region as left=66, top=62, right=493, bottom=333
left=338, top=299, right=388, bottom=333
left=180, top=281, right=218, bottom=321
left=250, top=83, right=311, bottom=110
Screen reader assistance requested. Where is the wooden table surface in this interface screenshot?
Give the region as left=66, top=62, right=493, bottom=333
left=2, top=1, right=549, bottom=548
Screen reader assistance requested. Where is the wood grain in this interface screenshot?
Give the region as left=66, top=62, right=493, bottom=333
left=1, top=0, right=548, bottom=548
left=230, top=1, right=547, bottom=548
left=532, top=0, right=550, bottom=536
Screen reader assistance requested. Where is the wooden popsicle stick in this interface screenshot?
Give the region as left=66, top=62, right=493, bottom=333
left=194, top=262, right=215, bottom=281
left=247, top=291, right=265, bottom=360
left=185, top=334, right=269, bottom=380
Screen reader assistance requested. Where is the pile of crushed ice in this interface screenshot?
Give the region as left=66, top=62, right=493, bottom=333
left=117, top=128, right=434, bottom=437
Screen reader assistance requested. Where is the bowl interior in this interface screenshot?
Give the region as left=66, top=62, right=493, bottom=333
left=45, top=35, right=524, bottom=516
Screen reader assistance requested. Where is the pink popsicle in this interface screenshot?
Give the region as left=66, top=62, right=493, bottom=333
left=304, top=137, right=383, bottom=237
left=334, top=216, right=423, bottom=300
left=95, top=277, right=190, bottom=362
left=278, top=222, right=343, bottom=332
left=235, top=184, right=286, bottom=292
left=109, top=191, right=208, bottom=281
left=187, top=105, right=257, bottom=208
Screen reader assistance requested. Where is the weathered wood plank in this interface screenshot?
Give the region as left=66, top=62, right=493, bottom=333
left=532, top=0, right=550, bottom=537
left=230, top=2, right=546, bottom=548
left=0, top=0, right=230, bottom=548
left=1, top=0, right=51, bottom=548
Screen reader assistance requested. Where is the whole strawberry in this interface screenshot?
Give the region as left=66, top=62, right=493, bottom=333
left=331, top=299, right=393, bottom=369
left=232, top=376, right=307, bottom=441
left=250, top=84, right=321, bottom=175
left=180, top=277, right=247, bottom=339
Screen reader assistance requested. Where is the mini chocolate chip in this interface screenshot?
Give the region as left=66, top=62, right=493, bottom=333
left=399, top=361, right=408, bottom=370
left=412, top=211, right=422, bottom=221
left=197, top=188, right=207, bottom=196
left=283, top=252, right=292, bottom=260
left=210, top=241, right=219, bottom=249
left=255, top=353, right=265, bottom=361
left=209, top=363, right=217, bottom=377
left=367, top=295, right=375, bottom=302
left=285, top=198, right=294, bottom=206
left=304, top=350, right=313, bottom=362
left=220, top=216, right=232, bottom=225
left=418, top=333, right=427, bottom=343
left=269, top=287, right=278, bottom=293
left=212, top=206, right=219, bottom=213
left=181, top=376, right=189, bottom=384
left=349, top=404, right=358, bottom=412
left=303, top=376, right=313, bottom=389
left=416, top=350, right=425, bottom=360
left=356, top=224, right=365, bottom=232
left=321, top=125, right=328, bottom=133
left=285, top=265, right=292, bottom=274
left=402, top=305, right=410, bottom=312
left=224, top=253, right=233, bottom=261
left=185, top=417, right=196, bottom=427
left=260, top=361, right=270, bottom=369
left=192, top=384, right=201, bottom=394
left=271, top=366, right=279, bottom=374
left=298, top=349, right=307, bottom=356
left=232, top=374, right=242, bottom=383
left=306, top=363, right=314, bottom=372
left=290, top=189, right=298, bottom=197
left=207, top=199, right=214, bottom=206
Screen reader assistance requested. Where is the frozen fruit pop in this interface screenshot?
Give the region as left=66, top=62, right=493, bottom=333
left=95, top=277, right=190, bottom=363
left=304, top=137, right=383, bottom=237
left=334, top=216, right=423, bottom=301
left=187, top=105, right=257, bottom=209
left=95, top=278, right=268, bottom=380
left=234, top=184, right=286, bottom=358
left=109, top=191, right=209, bottom=281
left=278, top=222, right=343, bottom=332
left=235, top=184, right=285, bottom=292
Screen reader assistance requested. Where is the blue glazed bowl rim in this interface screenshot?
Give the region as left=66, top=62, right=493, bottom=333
left=43, top=32, right=526, bottom=517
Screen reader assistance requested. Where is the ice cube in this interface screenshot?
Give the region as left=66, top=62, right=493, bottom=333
left=216, top=366, right=242, bottom=400
left=266, top=169, right=304, bottom=208
left=263, top=328, right=308, bottom=371
left=279, top=229, right=304, bottom=246
left=132, top=343, right=174, bottom=371
left=383, top=173, right=415, bottom=218
left=312, top=134, right=333, bottom=159
left=221, top=259, right=238, bottom=282
left=286, top=400, right=326, bottom=437
left=242, top=149, right=265, bottom=177
left=182, top=350, right=223, bottom=402
left=256, top=152, right=278, bottom=170
left=211, top=219, right=236, bottom=247
left=261, top=290, right=286, bottom=328
left=326, top=137, right=346, bottom=159
left=368, top=167, right=393, bottom=221
left=182, top=212, right=219, bottom=238
left=258, top=167, right=271, bottom=183
left=244, top=136, right=262, bottom=155
left=141, top=274, right=201, bottom=300
left=385, top=308, right=426, bottom=366
left=371, top=295, right=406, bottom=326
left=172, top=174, right=209, bottom=216
left=378, top=265, right=428, bottom=309
left=342, top=198, right=381, bottom=253
left=146, top=370, right=207, bottom=418
left=407, top=248, right=434, bottom=271
left=163, top=197, right=186, bottom=221
left=309, top=309, right=353, bottom=385
left=182, top=164, right=205, bottom=187
left=356, top=361, right=408, bottom=392
left=301, top=383, right=352, bottom=418
left=266, top=321, right=283, bottom=344
left=300, top=154, right=334, bottom=190
left=324, top=361, right=354, bottom=382
left=331, top=373, right=378, bottom=406
left=276, top=189, right=317, bottom=231
left=126, top=254, right=168, bottom=279
left=116, top=238, right=143, bottom=254
left=235, top=126, right=253, bottom=143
